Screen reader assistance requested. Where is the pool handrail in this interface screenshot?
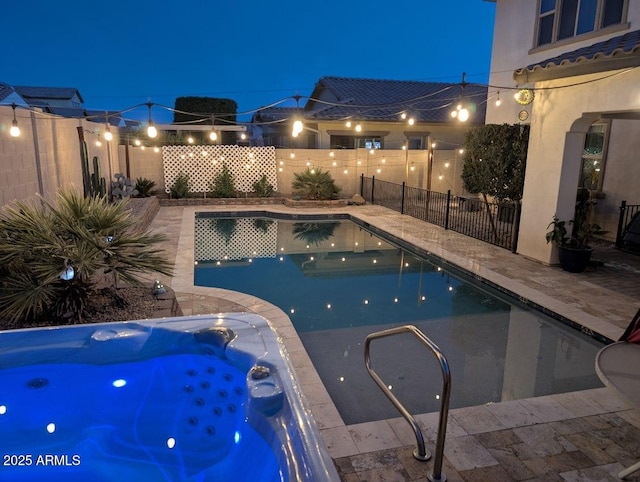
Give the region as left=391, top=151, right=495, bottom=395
left=364, top=324, right=451, bottom=482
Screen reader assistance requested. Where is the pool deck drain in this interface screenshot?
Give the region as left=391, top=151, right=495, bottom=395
left=146, top=203, right=640, bottom=482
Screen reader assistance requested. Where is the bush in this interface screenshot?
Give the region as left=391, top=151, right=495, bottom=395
left=0, top=188, right=172, bottom=326
left=210, top=163, right=236, bottom=198
left=292, top=168, right=341, bottom=200
left=253, top=175, right=274, bottom=197
left=134, top=177, right=158, bottom=197
left=170, top=172, right=191, bottom=198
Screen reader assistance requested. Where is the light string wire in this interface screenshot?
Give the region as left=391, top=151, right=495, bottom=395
left=1, top=66, right=636, bottom=129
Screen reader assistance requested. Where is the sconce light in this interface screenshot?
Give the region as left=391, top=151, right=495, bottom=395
left=10, top=103, right=20, bottom=137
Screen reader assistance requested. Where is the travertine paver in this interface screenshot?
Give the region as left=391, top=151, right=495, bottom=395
left=144, top=202, right=640, bottom=482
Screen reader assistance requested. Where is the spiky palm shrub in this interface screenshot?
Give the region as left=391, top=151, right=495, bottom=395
left=292, top=168, right=341, bottom=200
left=0, top=188, right=172, bottom=325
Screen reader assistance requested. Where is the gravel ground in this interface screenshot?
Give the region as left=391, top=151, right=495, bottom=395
left=0, top=286, right=158, bottom=331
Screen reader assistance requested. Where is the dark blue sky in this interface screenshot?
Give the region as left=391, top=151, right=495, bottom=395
left=2, top=1, right=495, bottom=123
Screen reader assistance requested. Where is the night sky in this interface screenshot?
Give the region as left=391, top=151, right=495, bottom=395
left=2, top=0, right=495, bottom=122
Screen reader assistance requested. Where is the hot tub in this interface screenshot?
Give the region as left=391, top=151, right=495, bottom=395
left=0, top=313, right=339, bottom=481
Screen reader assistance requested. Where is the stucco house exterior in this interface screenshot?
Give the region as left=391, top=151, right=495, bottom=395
left=484, top=0, right=640, bottom=265
left=251, top=76, right=487, bottom=151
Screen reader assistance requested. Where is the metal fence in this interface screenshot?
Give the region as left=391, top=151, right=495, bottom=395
left=616, top=201, right=640, bottom=253
left=361, top=175, right=521, bottom=252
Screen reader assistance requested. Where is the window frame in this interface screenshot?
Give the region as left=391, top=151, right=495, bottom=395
left=534, top=0, right=628, bottom=49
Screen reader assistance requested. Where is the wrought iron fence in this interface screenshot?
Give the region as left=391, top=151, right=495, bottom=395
left=616, top=201, right=640, bottom=253
left=360, top=175, right=521, bottom=252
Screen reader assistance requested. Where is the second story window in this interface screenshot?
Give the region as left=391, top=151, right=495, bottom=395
left=537, top=0, right=626, bottom=47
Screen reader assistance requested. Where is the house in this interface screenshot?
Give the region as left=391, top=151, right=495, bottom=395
left=484, top=0, right=640, bottom=264
left=251, top=76, right=488, bottom=151
left=13, top=85, right=86, bottom=118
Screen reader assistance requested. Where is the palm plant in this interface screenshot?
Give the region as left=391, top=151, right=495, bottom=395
left=292, top=168, right=341, bottom=200
left=0, top=188, right=172, bottom=325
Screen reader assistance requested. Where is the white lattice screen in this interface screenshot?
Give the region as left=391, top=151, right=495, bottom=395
left=162, top=145, right=277, bottom=193
left=194, top=217, right=278, bottom=262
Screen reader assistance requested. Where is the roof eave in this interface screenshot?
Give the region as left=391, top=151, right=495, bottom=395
left=514, top=50, right=640, bottom=84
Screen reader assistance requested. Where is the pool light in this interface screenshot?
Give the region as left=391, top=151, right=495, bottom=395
left=46, top=423, right=56, bottom=433
left=0, top=405, right=6, bottom=415
left=112, top=379, right=127, bottom=388
left=167, top=437, right=176, bottom=449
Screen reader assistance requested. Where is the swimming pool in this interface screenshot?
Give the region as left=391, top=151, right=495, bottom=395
left=194, top=213, right=605, bottom=425
left=0, top=314, right=339, bottom=481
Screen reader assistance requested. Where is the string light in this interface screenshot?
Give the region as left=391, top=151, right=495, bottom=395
left=146, top=102, right=157, bottom=138
left=9, top=104, right=20, bottom=137
left=495, top=91, right=501, bottom=107
left=209, top=115, right=218, bottom=141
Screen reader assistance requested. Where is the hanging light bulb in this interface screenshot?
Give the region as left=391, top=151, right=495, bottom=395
left=187, top=135, right=194, bottom=144
left=9, top=104, right=20, bottom=137
left=355, top=123, right=362, bottom=132
left=209, top=115, right=217, bottom=141
left=345, top=120, right=352, bottom=128
left=495, top=91, right=502, bottom=107
left=104, top=125, right=113, bottom=141
left=292, top=118, right=303, bottom=137
left=458, top=107, right=470, bottom=122
left=146, top=102, right=157, bottom=138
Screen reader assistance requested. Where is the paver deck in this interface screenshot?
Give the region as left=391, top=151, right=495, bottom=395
left=147, top=203, right=640, bottom=482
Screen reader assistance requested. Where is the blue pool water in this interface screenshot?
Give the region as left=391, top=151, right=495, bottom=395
left=0, top=316, right=340, bottom=482
left=194, top=214, right=605, bottom=425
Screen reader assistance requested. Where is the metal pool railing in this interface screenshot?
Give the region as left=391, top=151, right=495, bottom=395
left=364, top=325, right=451, bottom=482
left=360, top=175, right=521, bottom=252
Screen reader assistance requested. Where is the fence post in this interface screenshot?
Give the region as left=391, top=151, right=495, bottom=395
left=371, top=176, right=375, bottom=205
left=445, top=190, right=451, bottom=230
left=401, top=181, right=406, bottom=214
left=360, top=173, right=364, bottom=197
left=616, top=200, right=627, bottom=248
left=511, top=202, right=522, bottom=253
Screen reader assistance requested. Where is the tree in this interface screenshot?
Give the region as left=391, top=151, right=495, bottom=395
left=0, top=188, right=172, bottom=325
left=173, top=97, right=238, bottom=145
left=461, top=123, right=530, bottom=203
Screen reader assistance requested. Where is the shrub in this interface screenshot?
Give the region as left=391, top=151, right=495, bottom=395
left=292, top=168, right=341, bottom=200
left=253, top=175, right=274, bottom=197
left=134, top=177, right=158, bottom=197
left=170, top=172, right=191, bottom=199
left=210, top=163, right=236, bottom=198
left=0, top=188, right=172, bottom=326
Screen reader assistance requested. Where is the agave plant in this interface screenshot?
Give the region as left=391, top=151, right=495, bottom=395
left=292, top=168, right=341, bottom=200
left=0, top=188, right=172, bottom=325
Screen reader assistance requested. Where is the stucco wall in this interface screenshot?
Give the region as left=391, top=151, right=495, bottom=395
left=117, top=146, right=465, bottom=199
left=0, top=106, right=117, bottom=206
left=517, top=69, right=640, bottom=262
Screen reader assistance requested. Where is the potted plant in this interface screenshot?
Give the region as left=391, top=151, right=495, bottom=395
left=545, top=188, right=606, bottom=273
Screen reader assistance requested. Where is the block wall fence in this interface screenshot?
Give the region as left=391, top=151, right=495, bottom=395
left=0, top=105, right=469, bottom=207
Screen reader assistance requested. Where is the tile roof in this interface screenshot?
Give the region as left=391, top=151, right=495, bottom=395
left=85, top=110, right=127, bottom=126
left=514, top=29, right=640, bottom=83
left=251, top=106, right=300, bottom=124
left=13, top=85, right=84, bottom=103
left=0, top=83, right=15, bottom=103
left=304, top=76, right=487, bottom=124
